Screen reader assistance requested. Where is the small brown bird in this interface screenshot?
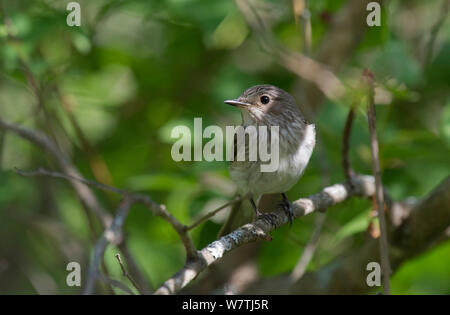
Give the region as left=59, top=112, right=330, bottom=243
left=224, top=84, right=316, bottom=225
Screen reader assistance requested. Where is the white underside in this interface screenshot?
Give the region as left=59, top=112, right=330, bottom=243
left=229, top=123, right=316, bottom=203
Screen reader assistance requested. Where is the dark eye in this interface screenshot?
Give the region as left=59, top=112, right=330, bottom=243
left=260, top=95, right=270, bottom=104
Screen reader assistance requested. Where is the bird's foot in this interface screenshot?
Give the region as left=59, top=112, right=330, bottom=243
left=279, top=195, right=295, bottom=226
left=256, top=210, right=278, bottom=227
left=250, top=197, right=277, bottom=227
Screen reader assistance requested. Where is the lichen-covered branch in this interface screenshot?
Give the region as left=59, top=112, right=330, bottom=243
left=242, top=176, right=450, bottom=294
left=154, top=175, right=376, bottom=295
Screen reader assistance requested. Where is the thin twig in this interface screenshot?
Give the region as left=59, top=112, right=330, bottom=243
left=118, top=242, right=153, bottom=294
left=14, top=166, right=198, bottom=261
left=83, top=197, right=132, bottom=295
left=133, top=195, right=198, bottom=260
left=0, top=119, right=112, bottom=227
left=115, top=253, right=143, bottom=295
left=363, top=69, right=391, bottom=295
left=15, top=167, right=125, bottom=195
left=186, top=196, right=242, bottom=231
left=342, top=105, right=356, bottom=182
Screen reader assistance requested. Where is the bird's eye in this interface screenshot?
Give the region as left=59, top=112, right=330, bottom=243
left=260, top=95, right=270, bottom=104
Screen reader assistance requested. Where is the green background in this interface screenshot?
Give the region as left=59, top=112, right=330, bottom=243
left=0, top=0, right=449, bottom=294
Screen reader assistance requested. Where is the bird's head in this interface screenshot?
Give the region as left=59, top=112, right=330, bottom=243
left=224, top=84, right=302, bottom=124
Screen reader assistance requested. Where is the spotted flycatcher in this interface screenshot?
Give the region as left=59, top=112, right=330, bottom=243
left=224, top=84, right=316, bottom=225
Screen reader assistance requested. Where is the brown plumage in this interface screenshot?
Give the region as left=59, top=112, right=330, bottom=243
left=222, top=85, right=316, bottom=228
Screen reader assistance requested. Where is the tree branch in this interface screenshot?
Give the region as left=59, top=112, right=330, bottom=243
left=14, top=167, right=199, bottom=263
left=0, top=119, right=112, bottom=227
left=364, top=69, right=391, bottom=294
left=154, top=175, right=376, bottom=295
left=242, top=176, right=450, bottom=294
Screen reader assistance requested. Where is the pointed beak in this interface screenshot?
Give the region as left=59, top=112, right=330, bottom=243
left=224, top=99, right=251, bottom=107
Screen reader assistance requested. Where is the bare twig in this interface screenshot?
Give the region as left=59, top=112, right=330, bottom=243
left=117, top=242, right=153, bottom=294
left=128, top=195, right=198, bottom=261
left=186, top=196, right=242, bottom=231
left=363, top=69, right=391, bottom=294
left=154, top=175, right=376, bottom=295
left=14, top=166, right=198, bottom=262
left=0, top=119, right=112, bottom=227
left=83, top=197, right=133, bottom=295
left=342, top=105, right=356, bottom=182
left=15, top=167, right=124, bottom=195
left=115, top=253, right=143, bottom=295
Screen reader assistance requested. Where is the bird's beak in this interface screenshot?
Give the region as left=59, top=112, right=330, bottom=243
left=224, top=99, right=251, bottom=108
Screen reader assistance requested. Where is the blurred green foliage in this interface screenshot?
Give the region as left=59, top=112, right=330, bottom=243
left=0, top=0, right=449, bottom=294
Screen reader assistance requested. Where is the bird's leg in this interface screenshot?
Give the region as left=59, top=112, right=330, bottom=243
left=250, top=197, right=277, bottom=226
left=280, top=193, right=295, bottom=226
